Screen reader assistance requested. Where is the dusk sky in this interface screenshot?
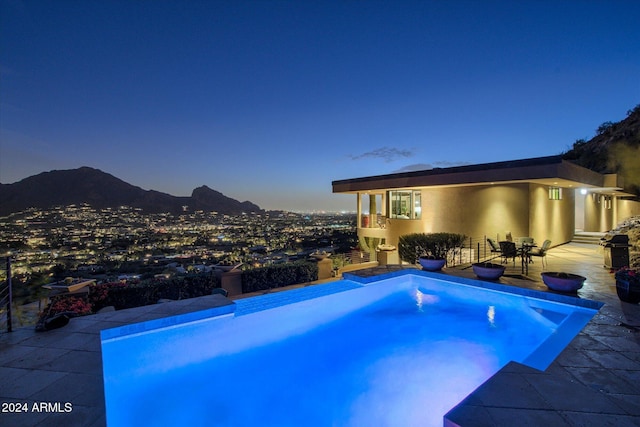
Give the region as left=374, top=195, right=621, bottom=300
left=1, top=1, right=639, bottom=212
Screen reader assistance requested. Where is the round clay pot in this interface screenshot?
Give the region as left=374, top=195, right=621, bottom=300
left=419, top=257, right=446, bottom=271
left=541, top=272, right=586, bottom=293
left=616, top=279, right=640, bottom=304
left=472, top=262, right=506, bottom=280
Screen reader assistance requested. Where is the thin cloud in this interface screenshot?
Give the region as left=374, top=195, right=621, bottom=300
left=348, top=147, right=415, bottom=163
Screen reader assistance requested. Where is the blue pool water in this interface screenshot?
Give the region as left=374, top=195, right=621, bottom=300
left=101, top=272, right=600, bottom=427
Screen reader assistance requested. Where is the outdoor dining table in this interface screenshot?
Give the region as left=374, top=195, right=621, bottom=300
left=519, top=243, right=536, bottom=275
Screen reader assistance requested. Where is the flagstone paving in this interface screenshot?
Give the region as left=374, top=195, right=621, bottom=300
left=1, top=243, right=639, bottom=426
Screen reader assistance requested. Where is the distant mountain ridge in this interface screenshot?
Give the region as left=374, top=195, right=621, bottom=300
left=0, top=167, right=262, bottom=216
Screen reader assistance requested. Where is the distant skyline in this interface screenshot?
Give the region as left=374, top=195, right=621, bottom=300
left=1, top=1, right=639, bottom=212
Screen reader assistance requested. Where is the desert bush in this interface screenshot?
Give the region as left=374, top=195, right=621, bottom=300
left=242, top=261, right=318, bottom=293
left=91, top=272, right=221, bottom=310
left=398, top=232, right=466, bottom=264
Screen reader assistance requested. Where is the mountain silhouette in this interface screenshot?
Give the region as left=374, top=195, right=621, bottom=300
left=0, top=167, right=262, bottom=216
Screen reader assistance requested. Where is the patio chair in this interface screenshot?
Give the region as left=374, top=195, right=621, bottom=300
left=516, top=237, right=534, bottom=248
left=487, top=238, right=501, bottom=254
left=499, top=241, right=517, bottom=265
left=530, top=239, right=551, bottom=267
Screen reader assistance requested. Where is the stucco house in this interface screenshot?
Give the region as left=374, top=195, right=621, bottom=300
left=332, top=155, right=640, bottom=256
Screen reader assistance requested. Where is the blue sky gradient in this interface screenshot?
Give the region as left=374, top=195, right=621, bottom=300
left=1, top=0, right=639, bottom=211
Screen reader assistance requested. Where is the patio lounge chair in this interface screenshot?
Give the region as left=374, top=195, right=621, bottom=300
left=499, top=241, right=517, bottom=265
left=487, top=238, right=501, bottom=255
left=530, top=239, right=551, bottom=267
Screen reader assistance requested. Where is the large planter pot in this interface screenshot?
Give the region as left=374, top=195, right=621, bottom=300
left=616, top=279, right=640, bottom=304
left=472, top=262, right=506, bottom=280
left=541, top=272, right=586, bottom=293
left=419, top=257, right=446, bottom=271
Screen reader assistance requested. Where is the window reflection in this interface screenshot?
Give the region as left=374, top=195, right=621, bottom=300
left=389, top=190, right=421, bottom=219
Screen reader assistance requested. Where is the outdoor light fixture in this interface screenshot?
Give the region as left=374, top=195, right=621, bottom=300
left=580, top=188, right=588, bottom=195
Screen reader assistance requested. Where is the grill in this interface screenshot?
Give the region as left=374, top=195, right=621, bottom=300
left=600, top=234, right=630, bottom=269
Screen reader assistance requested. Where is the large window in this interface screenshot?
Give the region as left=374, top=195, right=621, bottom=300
left=389, top=190, right=421, bottom=219
left=548, top=187, right=562, bottom=200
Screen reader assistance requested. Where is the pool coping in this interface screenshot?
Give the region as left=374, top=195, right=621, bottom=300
left=100, top=303, right=236, bottom=341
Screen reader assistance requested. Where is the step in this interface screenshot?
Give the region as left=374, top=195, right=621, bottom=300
left=572, top=232, right=606, bottom=245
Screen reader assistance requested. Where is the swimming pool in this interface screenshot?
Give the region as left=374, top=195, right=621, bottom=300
left=101, top=271, right=601, bottom=427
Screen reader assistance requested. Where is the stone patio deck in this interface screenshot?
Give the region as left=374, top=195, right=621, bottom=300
left=1, top=243, right=639, bottom=426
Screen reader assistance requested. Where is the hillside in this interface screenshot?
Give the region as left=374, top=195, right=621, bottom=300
left=563, top=104, right=640, bottom=195
left=0, top=167, right=262, bottom=216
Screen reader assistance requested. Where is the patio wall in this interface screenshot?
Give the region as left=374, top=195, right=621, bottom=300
left=529, top=183, right=575, bottom=246
left=616, top=198, right=640, bottom=226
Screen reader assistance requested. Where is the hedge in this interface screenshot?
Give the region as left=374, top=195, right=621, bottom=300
left=398, top=232, right=466, bottom=264
left=88, top=272, right=221, bottom=311
left=242, top=261, right=318, bottom=293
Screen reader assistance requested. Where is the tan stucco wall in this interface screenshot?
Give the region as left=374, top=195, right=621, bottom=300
left=427, top=184, right=530, bottom=241
left=378, top=184, right=530, bottom=246
left=528, top=183, right=575, bottom=246
left=583, top=193, right=617, bottom=232
left=384, top=219, right=425, bottom=248
left=361, top=183, right=581, bottom=248
left=615, top=198, right=640, bottom=226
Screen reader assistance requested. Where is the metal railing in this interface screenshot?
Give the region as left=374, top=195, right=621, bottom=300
left=330, top=250, right=372, bottom=271
left=454, top=235, right=501, bottom=266
left=0, top=256, right=13, bottom=333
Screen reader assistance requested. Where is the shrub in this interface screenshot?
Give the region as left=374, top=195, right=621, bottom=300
left=35, top=272, right=223, bottom=330
left=398, top=232, right=467, bottom=265
left=88, top=282, right=127, bottom=312
left=92, top=272, right=222, bottom=310
left=48, top=295, right=92, bottom=316
left=615, top=266, right=640, bottom=285
left=242, top=261, right=318, bottom=293
left=36, top=294, right=93, bottom=330
left=596, top=121, right=615, bottom=135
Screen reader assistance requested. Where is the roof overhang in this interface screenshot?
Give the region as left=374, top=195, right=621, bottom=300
left=332, top=155, right=633, bottom=196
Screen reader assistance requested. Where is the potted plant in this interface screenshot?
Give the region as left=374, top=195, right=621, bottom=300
left=472, top=262, right=506, bottom=280
left=615, top=267, right=640, bottom=303
left=541, top=272, right=587, bottom=293
left=398, top=232, right=466, bottom=272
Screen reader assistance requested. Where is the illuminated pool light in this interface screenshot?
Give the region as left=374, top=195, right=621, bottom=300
left=102, top=272, right=601, bottom=427
left=487, top=305, right=496, bottom=328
